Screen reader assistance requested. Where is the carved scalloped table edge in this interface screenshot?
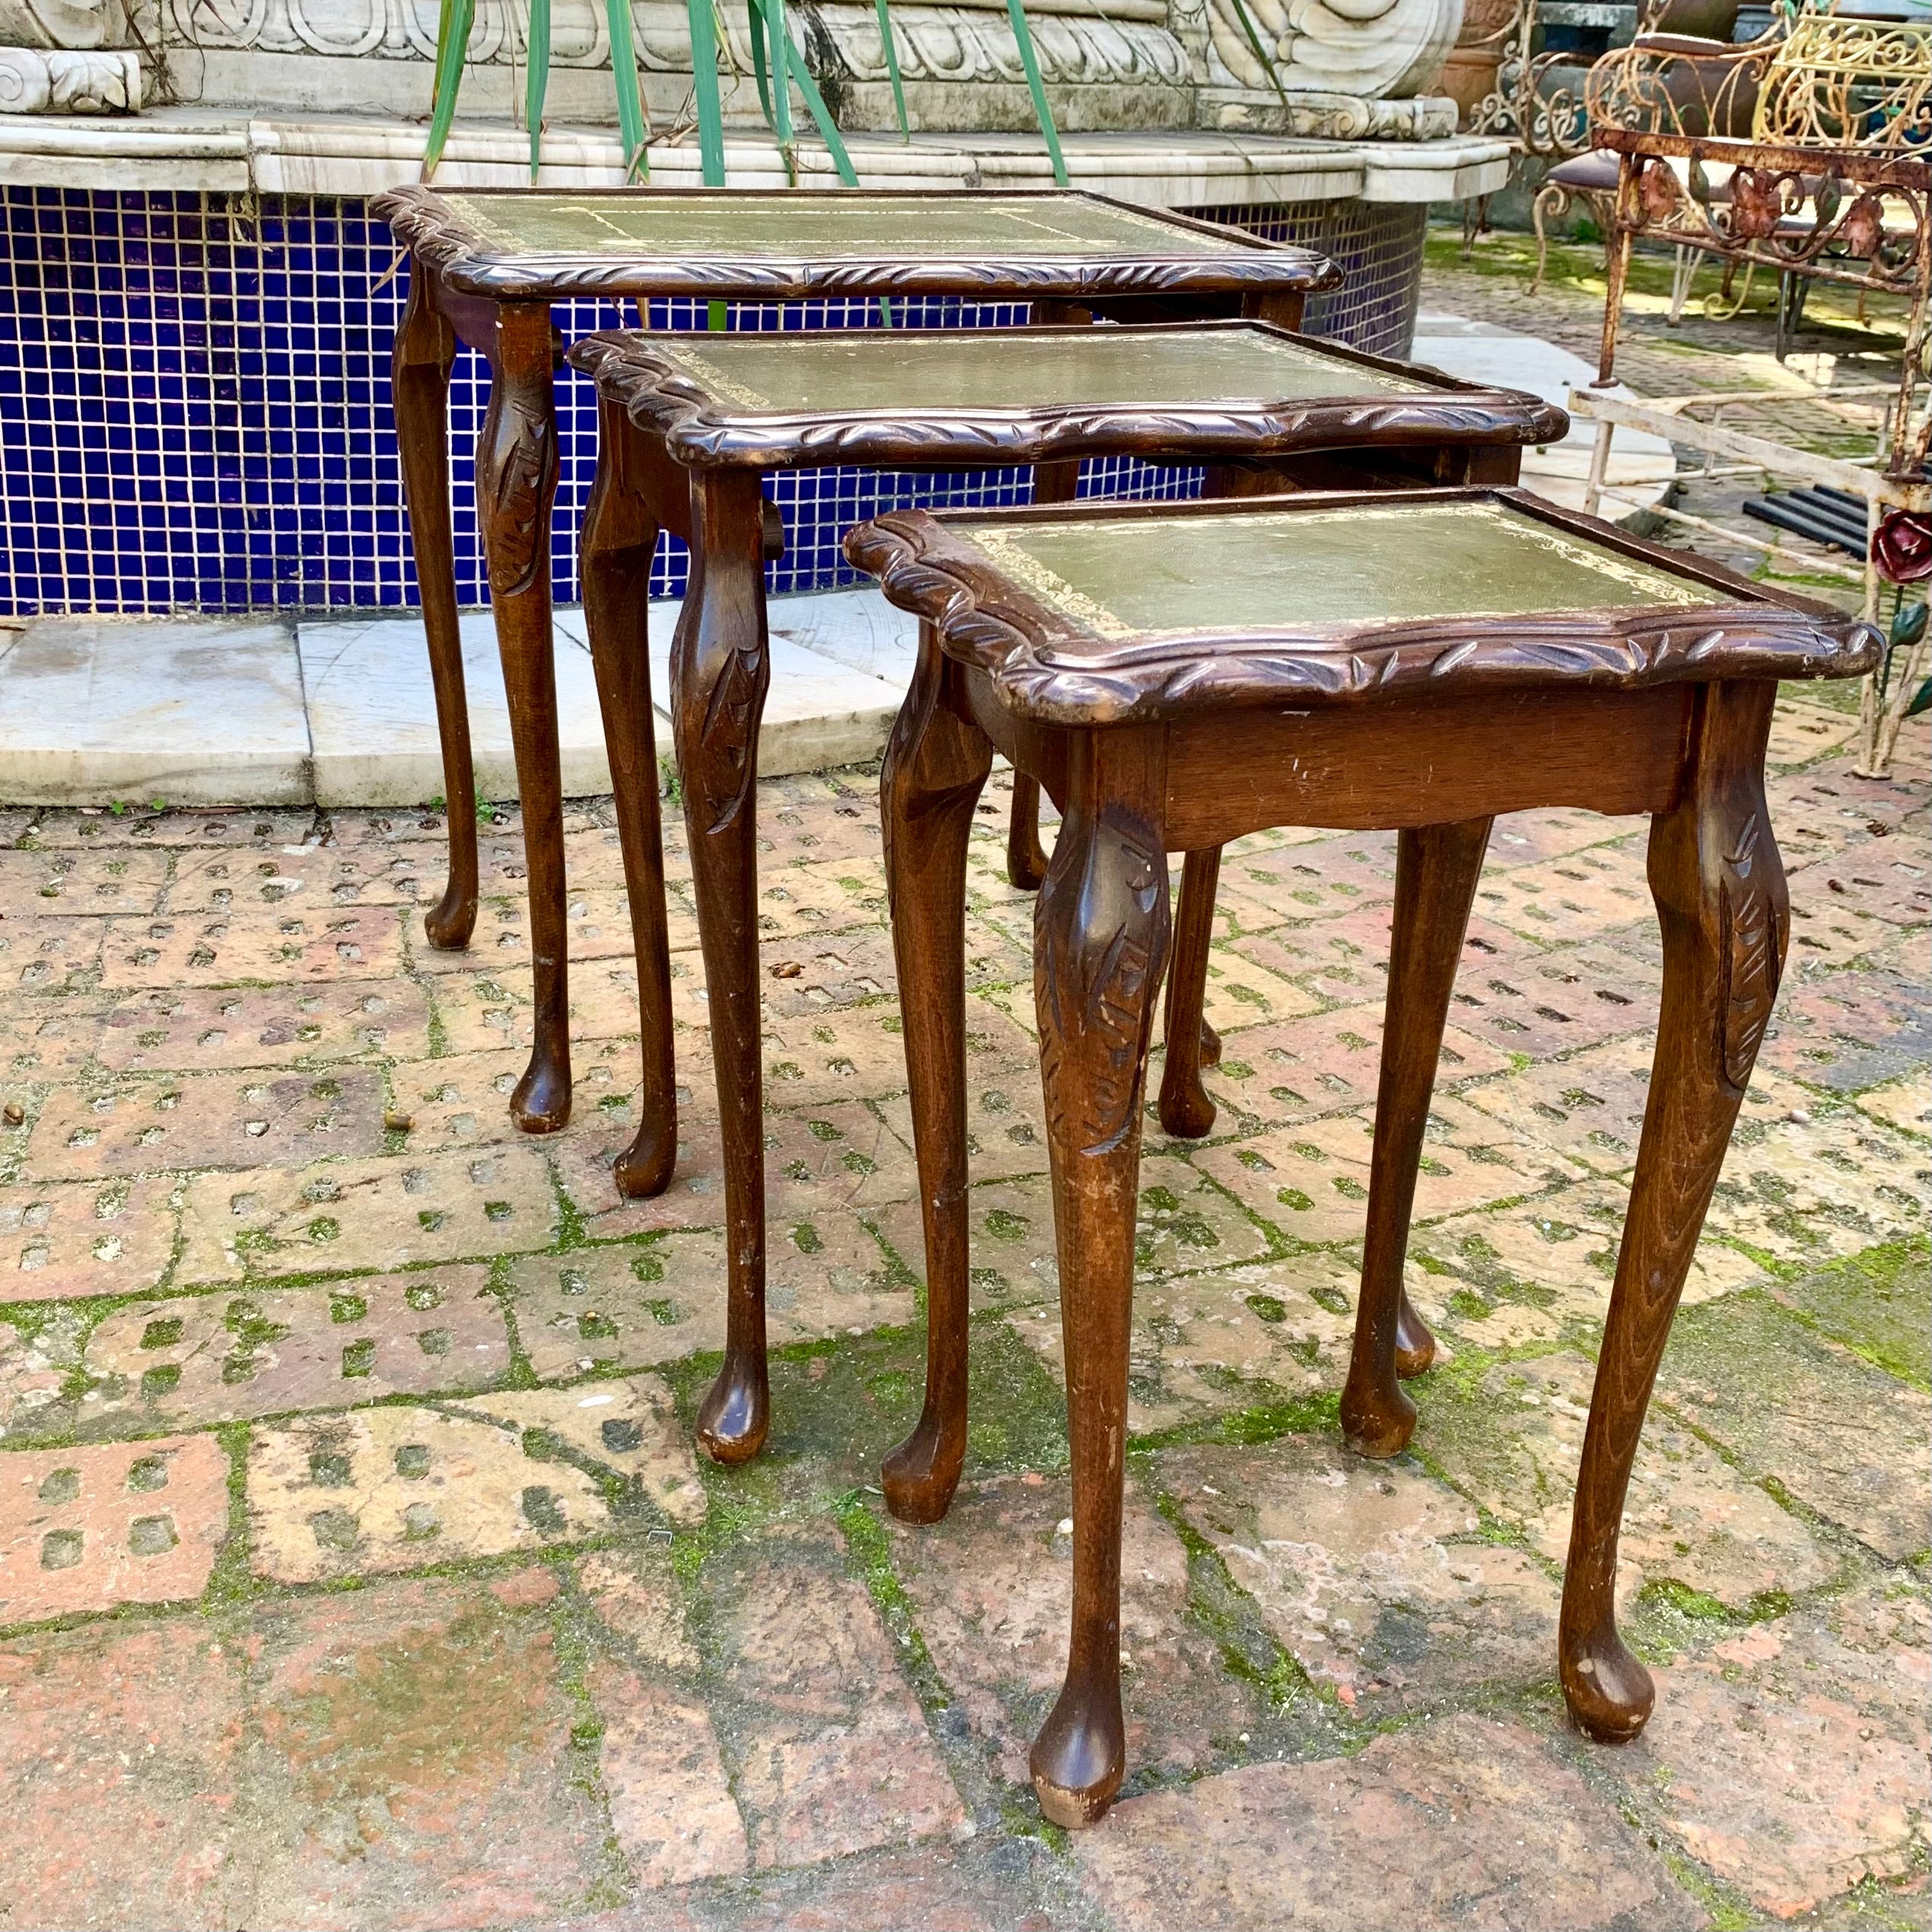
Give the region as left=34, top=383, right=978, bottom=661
left=564, top=326, right=1572, bottom=470
left=368, top=187, right=1343, bottom=303
left=842, top=489, right=1883, bottom=727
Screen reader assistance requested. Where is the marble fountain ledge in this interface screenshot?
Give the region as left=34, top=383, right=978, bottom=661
left=0, top=318, right=1672, bottom=809
left=0, top=107, right=1510, bottom=202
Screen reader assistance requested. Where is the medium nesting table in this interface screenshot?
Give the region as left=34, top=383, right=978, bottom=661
left=845, top=486, right=1873, bottom=1827
left=371, top=185, right=1334, bottom=1138
left=567, top=319, right=1564, bottom=1466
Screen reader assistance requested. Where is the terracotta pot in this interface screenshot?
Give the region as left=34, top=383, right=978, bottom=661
left=1440, top=0, right=1515, bottom=124
left=1649, top=0, right=1742, bottom=39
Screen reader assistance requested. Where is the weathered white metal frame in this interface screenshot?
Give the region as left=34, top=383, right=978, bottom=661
left=1571, top=382, right=1930, bottom=775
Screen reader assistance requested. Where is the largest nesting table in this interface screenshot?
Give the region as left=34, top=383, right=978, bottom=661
left=371, top=185, right=1335, bottom=1138
left=845, top=485, right=1875, bottom=1826
left=567, top=319, right=1564, bottom=1464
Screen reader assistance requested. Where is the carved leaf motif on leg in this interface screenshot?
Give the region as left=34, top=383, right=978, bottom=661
left=699, top=643, right=769, bottom=836
left=1719, top=812, right=1784, bottom=1089
left=482, top=387, right=557, bottom=598
left=1036, top=808, right=1167, bottom=1158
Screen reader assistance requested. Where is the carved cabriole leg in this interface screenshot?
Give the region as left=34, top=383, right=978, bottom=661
left=1030, top=726, right=1171, bottom=1830
left=582, top=403, right=676, bottom=1199
left=478, top=302, right=570, bottom=1132
left=1562, top=680, right=1785, bottom=1741
left=391, top=266, right=477, bottom=950
left=1340, top=817, right=1493, bottom=1458
left=676, top=468, right=774, bottom=1464
left=880, top=625, right=995, bottom=1525
left=1156, top=845, right=1222, bottom=1138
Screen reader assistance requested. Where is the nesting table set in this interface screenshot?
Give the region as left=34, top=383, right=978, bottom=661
left=377, top=186, right=1876, bottom=1829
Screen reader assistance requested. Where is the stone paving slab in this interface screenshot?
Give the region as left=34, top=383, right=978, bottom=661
left=0, top=616, right=312, bottom=808
left=887, top=1474, right=1263, bottom=1792
left=1160, top=1437, right=1563, bottom=1711
left=177, top=1143, right=560, bottom=1282
left=246, top=1569, right=610, bottom=1927
left=24, top=1068, right=390, bottom=1178
left=247, top=1373, right=699, bottom=1583
left=97, top=903, right=407, bottom=990
left=0, top=1174, right=178, bottom=1304
left=75, top=1265, right=509, bottom=1435
left=705, top=1521, right=968, bottom=1872
left=1420, top=1352, right=1838, bottom=1612
left=1604, top=1581, right=1930, bottom=1921
left=0, top=649, right=1918, bottom=1924
left=94, top=980, right=432, bottom=1073
left=1657, top=1294, right=1932, bottom=1563
left=0, top=1617, right=250, bottom=1928
left=1074, top=1709, right=1699, bottom=1932
left=0, top=1432, right=229, bottom=1623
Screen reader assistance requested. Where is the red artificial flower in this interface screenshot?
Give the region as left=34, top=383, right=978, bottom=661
left=1873, top=509, right=1932, bottom=584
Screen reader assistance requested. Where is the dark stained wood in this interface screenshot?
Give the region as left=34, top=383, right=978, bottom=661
left=1161, top=683, right=1693, bottom=845
left=673, top=468, right=775, bottom=1465
left=1339, top=817, right=1491, bottom=1456
left=1029, top=722, right=1170, bottom=1830
left=844, top=489, right=1869, bottom=728
left=569, top=348, right=1568, bottom=1466
left=568, top=321, right=1568, bottom=475
left=1011, top=333, right=1083, bottom=893
left=581, top=393, right=677, bottom=1199
left=879, top=629, right=994, bottom=1525
left=390, top=265, right=477, bottom=951
left=381, top=214, right=1335, bottom=1147
left=1007, top=773, right=1052, bottom=893
left=373, top=186, right=1341, bottom=305
left=1561, top=677, right=1785, bottom=1739
left=1157, top=846, right=1223, bottom=1138
left=476, top=301, right=571, bottom=1135
left=850, top=487, right=1873, bottom=1829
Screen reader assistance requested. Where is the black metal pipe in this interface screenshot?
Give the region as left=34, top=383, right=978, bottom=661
left=1741, top=496, right=1869, bottom=555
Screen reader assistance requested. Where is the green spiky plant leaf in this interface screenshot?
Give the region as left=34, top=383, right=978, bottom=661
left=748, top=0, right=774, bottom=125
left=1224, top=0, right=1287, bottom=103
left=430, top=0, right=1070, bottom=212
left=524, top=0, right=549, bottom=177
left=1004, top=0, right=1066, bottom=186
left=746, top=0, right=859, bottom=186
left=604, top=0, right=652, bottom=178
left=783, top=15, right=859, bottom=183
left=767, top=0, right=797, bottom=181
left=687, top=0, right=728, bottom=185
left=421, top=0, right=477, bottom=177
left=874, top=0, right=909, bottom=141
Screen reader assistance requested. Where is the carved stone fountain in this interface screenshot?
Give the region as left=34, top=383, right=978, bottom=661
left=0, top=0, right=1499, bottom=625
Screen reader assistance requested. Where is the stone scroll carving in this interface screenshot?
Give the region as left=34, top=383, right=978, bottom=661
left=1205, top=0, right=1463, bottom=100
left=137, top=0, right=1458, bottom=127
left=0, top=42, right=141, bottom=106
left=161, top=0, right=1186, bottom=85
left=0, top=0, right=143, bottom=110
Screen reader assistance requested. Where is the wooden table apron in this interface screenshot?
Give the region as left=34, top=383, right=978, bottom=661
left=843, top=486, right=1876, bottom=1829
left=565, top=325, right=1564, bottom=1469
left=376, top=186, right=1335, bottom=1141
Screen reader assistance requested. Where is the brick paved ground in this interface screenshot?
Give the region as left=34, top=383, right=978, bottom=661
left=0, top=237, right=1925, bottom=1930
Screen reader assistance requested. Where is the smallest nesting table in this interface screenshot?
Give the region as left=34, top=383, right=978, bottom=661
left=845, top=486, right=1874, bottom=1828
left=568, top=320, right=1563, bottom=1469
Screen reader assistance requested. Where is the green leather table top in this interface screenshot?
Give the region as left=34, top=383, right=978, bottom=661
left=645, top=326, right=1434, bottom=413
left=956, top=499, right=1728, bottom=642
left=436, top=191, right=1261, bottom=262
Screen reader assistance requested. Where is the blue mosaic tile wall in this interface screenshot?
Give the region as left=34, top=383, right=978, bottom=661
left=0, top=188, right=1423, bottom=618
